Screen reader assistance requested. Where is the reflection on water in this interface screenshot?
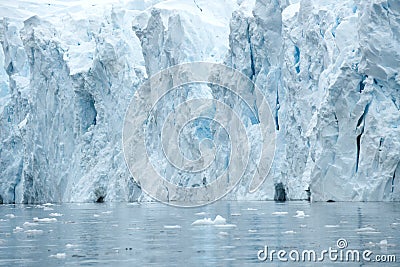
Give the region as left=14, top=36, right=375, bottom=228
left=0, top=201, right=399, bottom=266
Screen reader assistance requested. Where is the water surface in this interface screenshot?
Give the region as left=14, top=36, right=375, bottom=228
left=0, top=201, right=399, bottom=266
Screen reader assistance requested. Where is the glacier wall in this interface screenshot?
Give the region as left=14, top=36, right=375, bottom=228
left=0, top=0, right=399, bottom=203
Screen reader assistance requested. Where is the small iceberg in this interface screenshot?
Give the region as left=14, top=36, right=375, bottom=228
left=33, top=217, right=57, bottom=223
left=49, top=253, right=66, bottom=259
left=214, top=224, right=237, bottom=228
left=192, top=218, right=215, bottom=225
left=192, top=215, right=227, bottom=226
left=163, top=225, right=182, bottom=229
left=378, top=240, right=388, bottom=247
left=25, top=229, right=44, bottom=236
left=356, top=227, right=376, bottom=232
left=195, top=212, right=207, bottom=216
left=325, top=225, right=340, bottom=228
left=365, top=240, right=395, bottom=248
left=101, top=211, right=112, bottom=214
left=23, top=222, right=39, bottom=227
left=356, top=226, right=381, bottom=234
left=272, top=211, right=288, bottom=216
left=49, top=213, right=63, bottom=217
left=5, top=214, right=16, bottom=219
left=13, top=227, right=24, bottom=233
left=282, top=230, right=296, bottom=234
left=294, top=210, right=309, bottom=218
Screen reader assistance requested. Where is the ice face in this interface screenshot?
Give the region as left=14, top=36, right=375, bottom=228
left=0, top=0, right=399, bottom=203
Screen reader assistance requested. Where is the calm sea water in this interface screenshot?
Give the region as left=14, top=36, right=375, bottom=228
left=0, top=201, right=399, bottom=266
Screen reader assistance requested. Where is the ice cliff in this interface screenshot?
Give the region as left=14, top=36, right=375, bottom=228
left=0, top=0, right=399, bottom=203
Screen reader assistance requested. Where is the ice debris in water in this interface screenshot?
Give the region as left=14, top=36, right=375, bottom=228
left=272, top=211, right=288, bottom=216
left=163, top=225, right=182, bottom=229
left=33, top=217, right=57, bottom=223
left=356, top=226, right=377, bottom=232
left=192, top=215, right=227, bottom=226
left=294, top=210, right=309, bottom=218
left=49, top=213, right=63, bottom=217
left=325, top=225, right=340, bottom=228
left=23, top=222, right=39, bottom=227
left=13, top=227, right=24, bottom=233
left=25, top=229, right=44, bottom=236
left=49, top=253, right=66, bottom=259
left=282, top=230, right=296, bottom=234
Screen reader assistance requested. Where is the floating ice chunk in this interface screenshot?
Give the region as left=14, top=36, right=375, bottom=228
left=101, top=211, right=112, bottom=214
left=44, top=207, right=54, bottom=211
left=127, top=227, right=144, bottom=230
left=365, top=241, right=376, bottom=247
left=272, top=212, right=288, bottom=216
left=300, top=224, right=307, bottom=228
left=248, top=229, right=257, bottom=233
left=356, top=227, right=381, bottom=234
left=93, top=214, right=100, bottom=217
left=65, top=244, right=78, bottom=248
left=195, top=212, right=207, bottom=216
left=214, top=224, right=237, bottom=228
left=378, top=240, right=388, bottom=247
left=365, top=240, right=394, bottom=247
left=43, top=203, right=55, bottom=206
left=49, top=213, right=63, bottom=217
left=5, top=214, right=15, bottom=219
left=218, top=231, right=229, bottom=236
left=163, top=225, right=182, bottom=229
left=192, top=218, right=214, bottom=225
left=356, top=227, right=376, bottom=232
left=192, top=215, right=227, bottom=226
left=25, top=229, right=44, bottom=236
left=294, top=211, right=309, bottom=218
left=213, top=215, right=227, bottom=225
left=33, top=217, right=57, bottom=223
left=282, top=230, right=296, bottom=234
left=13, top=227, right=24, bottom=233
left=49, top=253, right=66, bottom=259
left=23, top=222, right=39, bottom=227
left=231, top=213, right=241, bottom=216
left=325, top=225, right=340, bottom=228
left=246, top=208, right=258, bottom=211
